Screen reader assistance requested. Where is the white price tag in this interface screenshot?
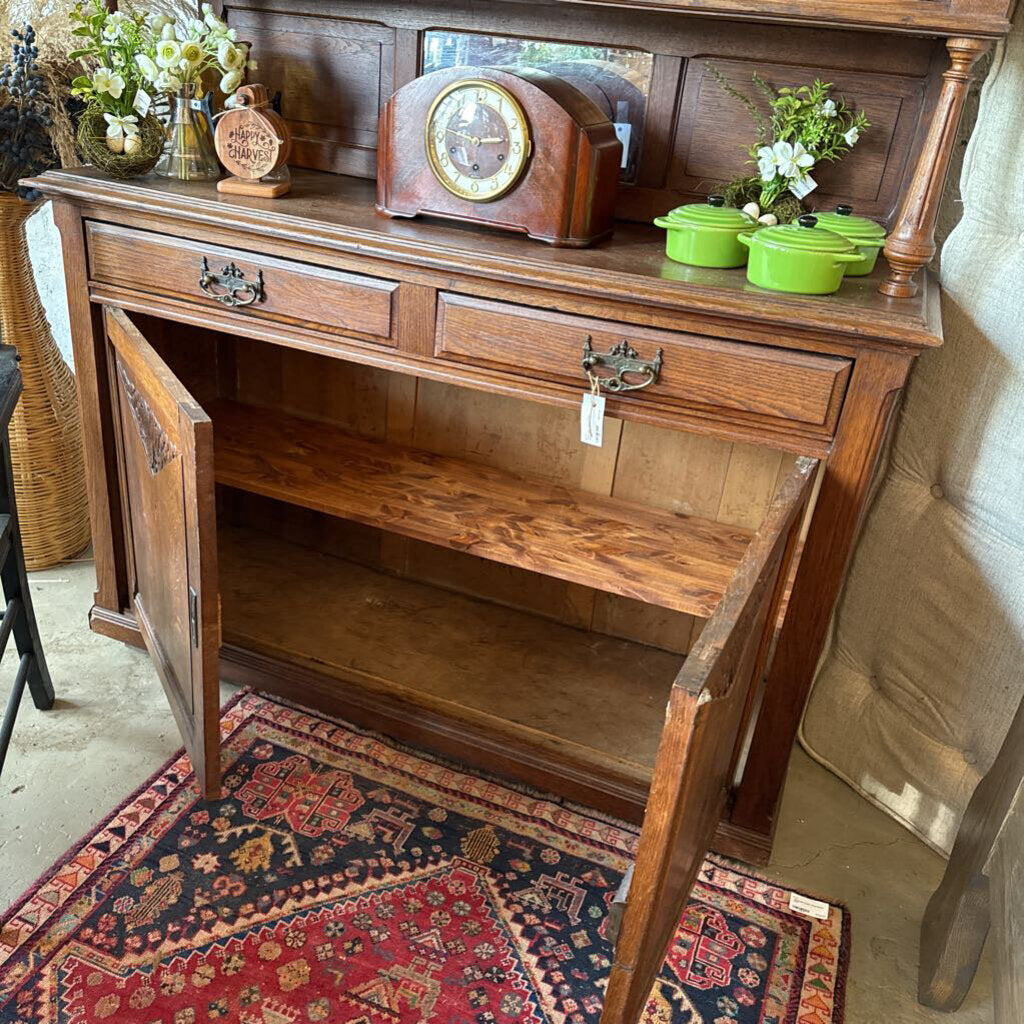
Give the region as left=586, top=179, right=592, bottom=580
left=788, top=173, right=818, bottom=200
left=613, top=122, right=632, bottom=169
left=133, top=87, right=151, bottom=118
left=788, top=892, right=831, bottom=920
left=580, top=388, right=606, bottom=448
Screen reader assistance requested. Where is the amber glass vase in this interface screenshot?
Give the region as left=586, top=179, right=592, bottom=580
left=154, top=84, right=221, bottom=181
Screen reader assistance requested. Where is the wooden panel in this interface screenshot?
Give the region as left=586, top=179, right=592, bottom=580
left=223, top=6, right=394, bottom=176
left=86, top=222, right=398, bottom=345
left=105, top=308, right=220, bottom=800
left=602, top=456, right=817, bottom=1024
left=210, top=0, right=957, bottom=226
left=436, top=292, right=852, bottom=433
left=670, top=58, right=926, bottom=222
left=211, top=399, right=753, bottom=617
left=219, top=525, right=678, bottom=786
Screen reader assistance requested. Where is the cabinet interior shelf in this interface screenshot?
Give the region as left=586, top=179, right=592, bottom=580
left=211, top=399, right=753, bottom=618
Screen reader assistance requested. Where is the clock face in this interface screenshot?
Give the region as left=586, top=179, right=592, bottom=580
left=425, top=80, right=531, bottom=202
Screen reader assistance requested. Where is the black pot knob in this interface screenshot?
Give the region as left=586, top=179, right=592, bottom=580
left=707, top=195, right=726, bottom=207
left=836, top=203, right=854, bottom=216
left=798, top=214, right=818, bottom=228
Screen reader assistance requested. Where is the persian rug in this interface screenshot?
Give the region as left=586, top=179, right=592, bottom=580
left=0, top=692, right=849, bottom=1023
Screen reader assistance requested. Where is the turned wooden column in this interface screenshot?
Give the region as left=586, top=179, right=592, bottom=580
left=880, top=37, right=990, bottom=298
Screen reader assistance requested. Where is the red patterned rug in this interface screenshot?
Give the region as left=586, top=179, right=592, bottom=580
left=0, top=692, right=848, bottom=1023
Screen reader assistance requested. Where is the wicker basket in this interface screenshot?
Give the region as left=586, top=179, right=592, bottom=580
left=0, top=193, right=90, bottom=569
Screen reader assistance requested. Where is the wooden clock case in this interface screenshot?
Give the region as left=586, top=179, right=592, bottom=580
left=377, top=66, right=622, bottom=246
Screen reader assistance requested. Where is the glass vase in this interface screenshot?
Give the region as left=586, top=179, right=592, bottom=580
left=154, top=84, right=221, bottom=181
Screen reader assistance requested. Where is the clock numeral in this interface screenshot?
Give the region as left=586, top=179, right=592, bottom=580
left=511, top=142, right=522, bottom=155
left=470, top=181, right=479, bottom=193
left=509, top=118, right=519, bottom=130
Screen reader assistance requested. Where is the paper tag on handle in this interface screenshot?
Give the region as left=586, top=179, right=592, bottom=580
left=788, top=892, right=830, bottom=920
left=580, top=379, right=606, bottom=448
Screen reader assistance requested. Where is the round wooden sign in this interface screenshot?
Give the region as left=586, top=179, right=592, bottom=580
left=215, top=84, right=291, bottom=180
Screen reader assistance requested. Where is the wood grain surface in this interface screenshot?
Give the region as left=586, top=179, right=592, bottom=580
left=86, top=220, right=398, bottom=344
left=211, top=399, right=753, bottom=617
left=436, top=292, right=851, bottom=431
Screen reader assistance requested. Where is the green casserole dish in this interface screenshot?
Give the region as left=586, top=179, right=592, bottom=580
left=739, top=214, right=863, bottom=295
left=654, top=195, right=757, bottom=269
left=807, top=204, right=887, bottom=277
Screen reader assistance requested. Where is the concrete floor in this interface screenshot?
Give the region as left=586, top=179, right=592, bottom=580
left=0, top=557, right=994, bottom=1023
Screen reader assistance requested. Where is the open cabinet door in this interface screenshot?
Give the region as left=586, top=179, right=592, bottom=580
left=104, top=307, right=221, bottom=800
left=601, top=456, right=818, bottom=1024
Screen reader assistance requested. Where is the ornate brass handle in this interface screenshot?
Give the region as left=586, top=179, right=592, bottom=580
left=581, top=336, right=663, bottom=393
left=198, top=257, right=264, bottom=308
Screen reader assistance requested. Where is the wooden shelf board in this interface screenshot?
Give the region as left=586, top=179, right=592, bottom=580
left=29, top=167, right=942, bottom=350
left=218, top=526, right=677, bottom=783
left=212, top=399, right=752, bottom=618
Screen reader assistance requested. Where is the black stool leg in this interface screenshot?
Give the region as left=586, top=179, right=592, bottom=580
left=0, top=433, right=54, bottom=711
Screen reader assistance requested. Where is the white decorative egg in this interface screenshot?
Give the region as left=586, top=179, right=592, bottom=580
left=742, top=202, right=761, bottom=219
left=757, top=213, right=779, bottom=226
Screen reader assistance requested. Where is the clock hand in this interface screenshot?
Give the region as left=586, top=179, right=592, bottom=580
left=445, top=128, right=481, bottom=145
left=478, top=137, right=507, bottom=144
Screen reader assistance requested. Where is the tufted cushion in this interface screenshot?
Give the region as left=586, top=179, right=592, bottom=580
left=800, top=11, right=1024, bottom=854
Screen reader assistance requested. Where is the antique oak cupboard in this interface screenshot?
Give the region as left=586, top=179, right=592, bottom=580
left=31, top=0, right=1013, bottom=1019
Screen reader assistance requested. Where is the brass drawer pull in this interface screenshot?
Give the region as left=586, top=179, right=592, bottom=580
left=198, top=257, right=265, bottom=308
left=581, top=336, right=663, bottom=393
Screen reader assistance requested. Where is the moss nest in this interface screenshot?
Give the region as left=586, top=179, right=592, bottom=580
left=76, top=104, right=164, bottom=180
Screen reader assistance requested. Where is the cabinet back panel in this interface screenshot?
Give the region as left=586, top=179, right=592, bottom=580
left=221, top=0, right=941, bottom=225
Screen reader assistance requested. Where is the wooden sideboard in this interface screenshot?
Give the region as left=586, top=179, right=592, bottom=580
left=33, top=0, right=1015, bottom=1017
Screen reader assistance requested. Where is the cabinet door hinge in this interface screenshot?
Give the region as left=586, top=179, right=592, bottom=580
left=188, top=586, right=199, bottom=647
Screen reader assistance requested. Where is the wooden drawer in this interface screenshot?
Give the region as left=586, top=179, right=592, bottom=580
left=86, top=221, right=398, bottom=344
left=436, top=293, right=851, bottom=433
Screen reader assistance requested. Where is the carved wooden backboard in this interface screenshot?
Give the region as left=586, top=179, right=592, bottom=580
left=106, top=307, right=221, bottom=800
left=214, top=0, right=947, bottom=227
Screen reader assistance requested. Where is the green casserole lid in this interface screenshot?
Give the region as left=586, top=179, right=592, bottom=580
left=656, top=194, right=756, bottom=231
left=804, top=204, right=886, bottom=245
left=757, top=214, right=858, bottom=254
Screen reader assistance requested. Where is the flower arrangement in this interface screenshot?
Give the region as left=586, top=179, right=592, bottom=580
left=67, top=1, right=255, bottom=178
left=708, top=66, right=869, bottom=221
left=0, top=24, right=57, bottom=200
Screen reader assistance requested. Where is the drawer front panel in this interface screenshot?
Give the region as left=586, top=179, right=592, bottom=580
left=87, top=222, right=397, bottom=343
left=436, top=293, right=851, bottom=431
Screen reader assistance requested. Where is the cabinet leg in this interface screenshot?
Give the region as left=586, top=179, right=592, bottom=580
left=729, top=348, right=912, bottom=842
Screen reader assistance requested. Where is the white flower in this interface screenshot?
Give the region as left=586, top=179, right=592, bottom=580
left=844, top=126, right=861, bottom=147
left=756, top=145, right=777, bottom=182
left=102, top=11, right=130, bottom=41
left=92, top=67, right=125, bottom=99
left=820, top=99, right=837, bottom=118
left=154, top=70, right=182, bottom=92
left=218, top=39, right=244, bottom=71
left=161, top=22, right=178, bottom=41
left=180, top=41, right=204, bottom=68
left=774, top=140, right=815, bottom=180
left=136, top=54, right=159, bottom=83
left=220, top=68, right=243, bottom=94
left=148, top=13, right=171, bottom=33
left=203, top=4, right=228, bottom=33
left=103, top=112, right=139, bottom=139
left=156, top=39, right=183, bottom=69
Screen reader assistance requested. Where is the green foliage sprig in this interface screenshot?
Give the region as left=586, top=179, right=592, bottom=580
left=707, top=63, right=869, bottom=211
